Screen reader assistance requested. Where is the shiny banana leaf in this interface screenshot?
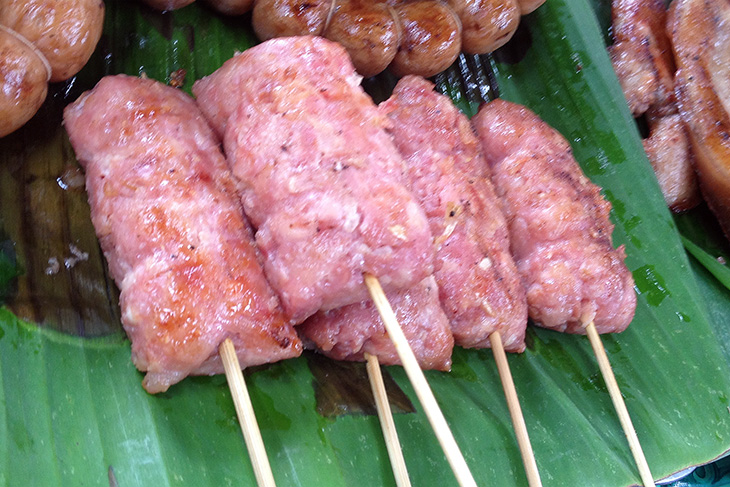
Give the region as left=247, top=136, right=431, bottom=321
left=2, top=1, right=730, bottom=486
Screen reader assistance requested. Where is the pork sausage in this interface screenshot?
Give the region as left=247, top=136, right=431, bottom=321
left=390, top=0, right=462, bottom=78
left=446, top=0, right=520, bottom=54
left=323, top=0, right=400, bottom=77
left=0, top=0, right=104, bottom=82
left=252, top=0, right=333, bottom=41
left=0, top=25, right=49, bottom=137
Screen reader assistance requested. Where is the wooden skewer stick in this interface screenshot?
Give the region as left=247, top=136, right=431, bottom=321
left=585, top=322, right=655, bottom=487
left=364, top=274, right=478, bottom=487
left=219, top=338, right=277, bottom=487
left=489, top=331, right=542, bottom=487
left=365, top=352, right=413, bottom=487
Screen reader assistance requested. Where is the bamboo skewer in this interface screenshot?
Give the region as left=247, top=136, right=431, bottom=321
left=365, top=352, right=413, bottom=487
left=585, top=322, right=655, bottom=487
left=364, top=273, right=478, bottom=487
left=219, top=338, right=277, bottom=487
left=490, top=331, right=542, bottom=487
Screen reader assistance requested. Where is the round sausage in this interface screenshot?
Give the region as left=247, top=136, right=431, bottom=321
left=252, top=0, right=333, bottom=41
left=0, top=25, right=50, bottom=137
left=205, top=0, right=254, bottom=15
left=0, top=0, right=105, bottom=82
left=390, top=0, right=462, bottom=78
left=447, top=0, right=520, bottom=54
left=323, top=0, right=400, bottom=77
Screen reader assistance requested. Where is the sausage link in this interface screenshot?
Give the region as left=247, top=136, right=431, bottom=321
left=446, top=0, right=520, bottom=54
left=0, top=0, right=104, bottom=82
left=0, top=25, right=49, bottom=137
left=390, top=0, right=462, bottom=78
left=252, top=0, right=333, bottom=41
left=323, top=0, right=400, bottom=77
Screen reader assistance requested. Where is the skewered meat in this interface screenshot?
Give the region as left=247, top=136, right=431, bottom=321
left=193, top=36, right=435, bottom=324
left=609, top=0, right=700, bottom=212
left=671, top=0, right=730, bottom=238
left=300, top=276, right=454, bottom=370
left=472, top=99, right=636, bottom=334
left=0, top=25, right=49, bottom=137
left=63, top=75, right=302, bottom=393
left=0, top=0, right=104, bottom=82
left=380, top=75, right=527, bottom=352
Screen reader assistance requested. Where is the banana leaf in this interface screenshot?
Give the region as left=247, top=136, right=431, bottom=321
left=2, top=1, right=730, bottom=486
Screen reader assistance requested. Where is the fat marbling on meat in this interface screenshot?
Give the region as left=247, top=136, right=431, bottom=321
left=379, top=76, right=527, bottom=352
left=63, top=75, right=302, bottom=393
left=472, top=99, right=636, bottom=334
left=193, top=36, right=435, bottom=323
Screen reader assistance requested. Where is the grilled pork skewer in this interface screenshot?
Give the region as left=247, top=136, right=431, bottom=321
left=380, top=75, right=527, bottom=351
left=473, top=99, right=636, bottom=334
left=64, top=74, right=303, bottom=393
left=194, top=35, right=477, bottom=487
left=193, top=36, right=435, bottom=324
left=63, top=74, right=304, bottom=484
left=379, top=75, right=539, bottom=486
left=472, top=99, right=652, bottom=486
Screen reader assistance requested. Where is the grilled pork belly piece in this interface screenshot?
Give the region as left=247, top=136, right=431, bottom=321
left=609, top=0, right=700, bottom=212
left=193, top=36, right=435, bottom=323
left=609, top=0, right=675, bottom=117
left=299, top=276, right=454, bottom=370
left=379, top=76, right=527, bottom=352
left=642, top=113, right=700, bottom=212
left=64, top=75, right=302, bottom=393
left=472, top=99, right=636, bottom=334
left=671, top=0, right=730, bottom=238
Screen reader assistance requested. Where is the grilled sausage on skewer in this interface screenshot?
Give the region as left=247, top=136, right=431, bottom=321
left=194, top=36, right=435, bottom=323
left=380, top=76, right=527, bottom=352
left=64, top=75, right=302, bottom=393
left=473, top=100, right=636, bottom=334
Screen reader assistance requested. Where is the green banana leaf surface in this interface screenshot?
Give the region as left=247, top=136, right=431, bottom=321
left=2, top=0, right=730, bottom=486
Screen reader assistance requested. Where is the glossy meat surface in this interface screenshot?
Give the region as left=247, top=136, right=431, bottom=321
left=473, top=99, right=636, bottom=334
left=609, top=0, right=675, bottom=117
left=193, top=36, right=434, bottom=323
left=299, top=276, right=454, bottom=370
left=64, top=75, right=302, bottom=393
left=380, top=76, right=527, bottom=352
left=642, top=113, right=700, bottom=212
